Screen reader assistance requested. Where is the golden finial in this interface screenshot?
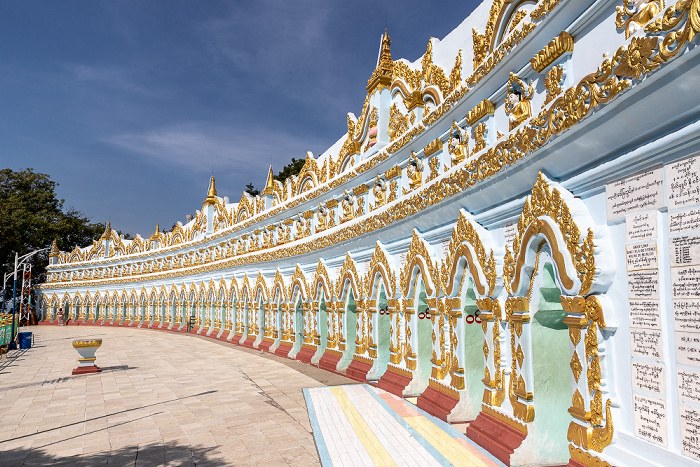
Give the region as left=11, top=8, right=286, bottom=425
left=100, top=221, right=112, bottom=241
left=149, top=223, right=162, bottom=241
left=204, top=176, right=218, bottom=205
left=262, top=166, right=275, bottom=195
left=367, top=28, right=394, bottom=93
left=49, top=239, right=60, bottom=257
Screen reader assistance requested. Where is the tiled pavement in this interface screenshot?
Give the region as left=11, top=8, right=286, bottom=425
left=0, top=326, right=502, bottom=466
left=304, top=385, right=503, bottom=467
left=0, top=326, right=352, bottom=466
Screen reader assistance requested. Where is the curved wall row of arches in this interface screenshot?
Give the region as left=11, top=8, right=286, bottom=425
left=37, top=1, right=700, bottom=466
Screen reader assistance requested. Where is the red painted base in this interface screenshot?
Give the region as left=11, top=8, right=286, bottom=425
left=257, top=339, right=272, bottom=352
left=275, top=343, right=292, bottom=357
left=241, top=337, right=256, bottom=349
left=466, top=411, right=527, bottom=466
left=567, top=459, right=586, bottom=467
left=72, top=365, right=101, bottom=375
left=416, top=385, right=460, bottom=422
left=345, top=358, right=373, bottom=382
left=295, top=346, right=316, bottom=364
left=377, top=368, right=412, bottom=397
left=318, top=351, right=341, bottom=373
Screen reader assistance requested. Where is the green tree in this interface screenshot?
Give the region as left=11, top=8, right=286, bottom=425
left=274, top=157, right=306, bottom=183
left=244, top=183, right=260, bottom=197
left=0, top=168, right=109, bottom=288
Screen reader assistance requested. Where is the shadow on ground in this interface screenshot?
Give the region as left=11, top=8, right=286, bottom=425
left=0, top=442, right=222, bottom=466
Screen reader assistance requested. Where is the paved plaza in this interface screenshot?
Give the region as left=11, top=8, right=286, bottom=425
left=0, top=326, right=502, bottom=466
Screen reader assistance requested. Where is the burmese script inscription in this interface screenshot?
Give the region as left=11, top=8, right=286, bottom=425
left=628, top=270, right=660, bottom=300
left=680, top=405, right=700, bottom=460
left=678, top=369, right=700, bottom=404
left=670, top=208, right=700, bottom=234
left=631, top=329, right=663, bottom=359
left=633, top=394, right=667, bottom=446
left=632, top=362, right=665, bottom=395
left=630, top=300, right=661, bottom=329
left=666, top=155, right=700, bottom=210
left=674, top=300, right=700, bottom=333
left=606, top=168, right=664, bottom=219
left=626, top=212, right=658, bottom=242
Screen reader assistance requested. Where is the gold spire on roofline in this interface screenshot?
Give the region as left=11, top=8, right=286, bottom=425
left=367, top=29, right=393, bottom=93
left=149, top=223, right=163, bottom=242
left=100, top=221, right=112, bottom=241
left=262, top=166, right=275, bottom=196
left=49, top=239, right=60, bottom=257
left=203, top=176, right=218, bottom=206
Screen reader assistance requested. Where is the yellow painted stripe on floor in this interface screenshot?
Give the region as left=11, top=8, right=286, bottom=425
left=405, top=416, right=489, bottom=467
left=331, top=386, right=397, bottom=467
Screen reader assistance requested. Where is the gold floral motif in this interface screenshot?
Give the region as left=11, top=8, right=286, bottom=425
left=617, top=0, right=664, bottom=38
left=529, top=31, right=574, bottom=73
left=571, top=351, right=583, bottom=382
left=542, top=65, right=564, bottom=107
left=388, top=103, right=410, bottom=142
left=614, top=36, right=659, bottom=78
left=531, top=0, right=561, bottom=19
left=364, top=242, right=397, bottom=297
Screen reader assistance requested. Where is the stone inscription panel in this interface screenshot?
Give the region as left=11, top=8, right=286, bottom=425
left=626, top=242, right=658, bottom=271
left=503, top=222, right=516, bottom=247
left=633, top=394, right=667, bottom=446
left=674, top=300, right=700, bottom=333
left=670, top=208, right=700, bottom=234
left=630, top=300, right=661, bottom=329
left=607, top=168, right=664, bottom=219
left=631, top=329, right=663, bottom=359
left=678, top=369, right=700, bottom=404
left=672, top=267, right=700, bottom=299
left=670, top=235, right=700, bottom=267
left=632, top=361, right=665, bottom=395
left=680, top=405, right=700, bottom=460
left=628, top=270, right=660, bottom=300
left=627, top=212, right=658, bottom=241
left=666, top=155, right=700, bottom=209
left=677, top=332, right=700, bottom=367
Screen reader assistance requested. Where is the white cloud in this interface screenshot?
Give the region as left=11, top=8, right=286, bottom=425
left=105, top=122, right=328, bottom=177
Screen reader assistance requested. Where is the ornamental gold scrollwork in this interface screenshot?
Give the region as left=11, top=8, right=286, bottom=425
left=388, top=103, right=410, bottom=141
left=440, top=211, right=497, bottom=297
left=399, top=231, right=440, bottom=297
left=616, top=0, right=664, bottom=38
left=504, top=173, right=596, bottom=296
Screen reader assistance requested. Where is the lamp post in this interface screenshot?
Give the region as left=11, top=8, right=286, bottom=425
left=8, top=247, right=49, bottom=349
left=1, top=272, right=12, bottom=314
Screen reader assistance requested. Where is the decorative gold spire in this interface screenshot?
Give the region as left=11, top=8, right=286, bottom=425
left=49, top=239, right=60, bottom=258
left=367, top=29, right=394, bottom=93
left=261, top=166, right=275, bottom=195
left=204, top=176, right=218, bottom=206
left=149, top=223, right=163, bottom=241
left=100, top=221, right=112, bottom=241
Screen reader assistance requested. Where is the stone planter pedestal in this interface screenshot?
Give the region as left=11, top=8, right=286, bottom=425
left=72, top=338, right=102, bottom=375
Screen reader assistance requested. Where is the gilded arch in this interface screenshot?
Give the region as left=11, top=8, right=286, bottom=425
left=254, top=272, right=269, bottom=303
left=272, top=270, right=287, bottom=302
left=288, top=265, right=310, bottom=302
left=335, top=254, right=362, bottom=301
left=311, top=259, right=333, bottom=302
left=441, top=211, right=498, bottom=298
left=501, top=173, right=613, bottom=455
left=363, top=242, right=397, bottom=299
left=399, top=230, right=440, bottom=298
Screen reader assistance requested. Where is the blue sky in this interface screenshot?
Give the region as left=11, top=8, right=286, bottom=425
left=1, top=1, right=480, bottom=238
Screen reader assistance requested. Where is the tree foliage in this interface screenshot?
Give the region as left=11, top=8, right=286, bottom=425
left=0, top=168, right=108, bottom=288
left=244, top=183, right=260, bottom=197
left=274, top=157, right=306, bottom=183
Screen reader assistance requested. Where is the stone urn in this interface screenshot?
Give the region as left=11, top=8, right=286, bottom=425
left=72, top=338, right=102, bottom=375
